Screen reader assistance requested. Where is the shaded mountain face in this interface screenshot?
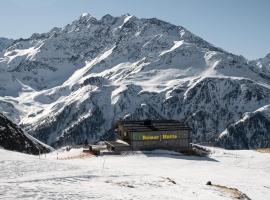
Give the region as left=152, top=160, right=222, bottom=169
left=250, top=53, right=270, bottom=78
left=0, top=13, right=269, bottom=148
left=217, top=105, right=270, bottom=149
left=0, top=113, right=52, bottom=155
left=0, top=38, right=13, bottom=52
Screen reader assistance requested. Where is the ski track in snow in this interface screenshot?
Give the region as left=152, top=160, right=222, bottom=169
left=0, top=147, right=270, bottom=200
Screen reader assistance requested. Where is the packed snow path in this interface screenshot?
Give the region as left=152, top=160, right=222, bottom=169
left=0, top=148, right=269, bottom=200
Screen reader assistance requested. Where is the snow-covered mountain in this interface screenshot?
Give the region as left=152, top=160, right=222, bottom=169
left=250, top=53, right=270, bottom=78
left=217, top=105, right=270, bottom=149
left=0, top=13, right=269, bottom=148
left=0, top=113, right=52, bottom=154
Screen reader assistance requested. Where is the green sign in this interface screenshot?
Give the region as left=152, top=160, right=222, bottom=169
left=132, top=133, right=179, bottom=141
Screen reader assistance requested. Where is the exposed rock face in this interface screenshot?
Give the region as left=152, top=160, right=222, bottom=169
left=0, top=113, right=52, bottom=154
left=0, top=13, right=269, bottom=148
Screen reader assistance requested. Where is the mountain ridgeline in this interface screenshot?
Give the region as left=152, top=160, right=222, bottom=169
left=0, top=13, right=269, bottom=149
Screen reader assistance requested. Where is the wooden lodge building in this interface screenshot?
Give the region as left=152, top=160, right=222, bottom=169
left=105, top=120, right=192, bottom=153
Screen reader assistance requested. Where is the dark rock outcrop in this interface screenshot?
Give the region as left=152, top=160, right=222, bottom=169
left=0, top=113, right=52, bottom=154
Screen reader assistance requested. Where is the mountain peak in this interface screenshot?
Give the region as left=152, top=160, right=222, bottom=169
left=80, top=12, right=92, bottom=18
left=121, top=13, right=132, bottom=17
left=64, top=12, right=98, bottom=29
left=76, top=12, right=97, bottom=24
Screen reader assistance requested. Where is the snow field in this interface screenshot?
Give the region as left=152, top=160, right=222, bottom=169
left=0, top=147, right=269, bottom=199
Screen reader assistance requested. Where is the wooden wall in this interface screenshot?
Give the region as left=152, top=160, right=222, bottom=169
left=129, top=130, right=191, bottom=152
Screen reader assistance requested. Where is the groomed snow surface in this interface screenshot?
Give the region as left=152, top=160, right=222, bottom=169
left=0, top=147, right=270, bottom=200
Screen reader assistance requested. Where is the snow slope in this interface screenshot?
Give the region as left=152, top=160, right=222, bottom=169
left=0, top=147, right=269, bottom=199
left=0, top=13, right=269, bottom=148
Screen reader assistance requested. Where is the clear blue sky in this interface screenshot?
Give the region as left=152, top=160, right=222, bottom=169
left=0, top=0, right=269, bottom=60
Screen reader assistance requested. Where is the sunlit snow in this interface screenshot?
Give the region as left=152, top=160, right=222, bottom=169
left=0, top=147, right=269, bottom=199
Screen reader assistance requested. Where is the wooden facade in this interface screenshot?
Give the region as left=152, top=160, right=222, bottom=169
left=115, top=120, right=192, bottom=152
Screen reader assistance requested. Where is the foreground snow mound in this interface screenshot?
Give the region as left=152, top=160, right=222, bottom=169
left=0, top=113, right=52, bottom=154
left=0, top=13, right=270, bottom=148
left=0, top=147, right=270, bottom=199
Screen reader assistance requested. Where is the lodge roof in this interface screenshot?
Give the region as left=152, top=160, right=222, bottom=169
left=117, top=120, right=192, bottom=132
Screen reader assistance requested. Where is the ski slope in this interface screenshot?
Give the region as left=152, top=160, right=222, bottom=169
left=0, top=147, right=269, bottom=199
